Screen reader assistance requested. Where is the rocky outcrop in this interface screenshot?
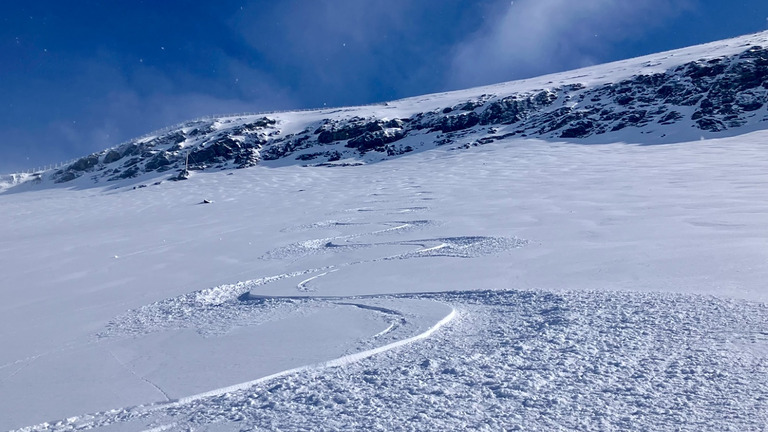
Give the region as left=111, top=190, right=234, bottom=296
left=479, top=90, right=558, bottom=125
left=69, top=155, right=99, bottom=172
left=47, top=45, right=768, bottom=184
left=103, top=150, right=122, bottom=164
left=315, top=118, right=405, bottom=144
left=51, top=117, right=274, bottom=184
left=345, top=129, right=407, bottom=153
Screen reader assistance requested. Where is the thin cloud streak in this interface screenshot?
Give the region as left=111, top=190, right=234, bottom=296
left=447, top=0, right=696, bottom=89
left=233, top=0, right=491, bottom=107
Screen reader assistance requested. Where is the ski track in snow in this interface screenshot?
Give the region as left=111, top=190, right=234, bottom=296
left=105, top=349, right=172, bottom=403
left=98, top=204, right=525, bottom=341
left=296, top=270, right=337, bottom=292
left=14, top=290, right=768, bottom=432
left=9, top=197, right=529, bottom=431
left=7, top=170, right=768, bottom=431
left=13, top=300, right=457, bottom=432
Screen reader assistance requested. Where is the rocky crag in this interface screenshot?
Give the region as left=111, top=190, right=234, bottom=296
left=22, top=40, right=768, bottom=186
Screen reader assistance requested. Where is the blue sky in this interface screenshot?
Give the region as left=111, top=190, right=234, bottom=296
left=2, top=0, right=768, bottom=172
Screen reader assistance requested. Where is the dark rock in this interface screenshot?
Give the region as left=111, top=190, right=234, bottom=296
left=187, top=125, right=215, bottom=137
left=231, top=118, right=276, bottom=134
left=189, top=138, right=242, bottom=166
left=346, top=130, right=407, bottom=153
left=631, top=73, right=667, bottom=87
left=385, top=119, right=404, bottom=128
left=154, top=131, right=186, bottom=146
left=296, top=152, right=323, bottom=161
left=458, top=101, right=484, bottom=111
left=119, top=166, right=140, bottom=179
left=235, top=149, right=260, bottom=168
left=696, top=117, right=726, bottom=132
left=656, top=84, right=676, bottom=98
left=317, top=122, right=374, bottom=144
left=103, top=150, right=122, bottom=164
left=624, top=110, right=648, bottom=125
left=107, top=166, right=139, bottom=181
left=614, top=86, right=633, bottom=95
left=170, top=169, right=190, bottom=181
left=431, top=112, right=480, bottom=133
left=730, top=61, right=768, bottom=92
left=316, top=130, right=335, bottom=144
left=145, top=152, right=173, bottom=171
left=315, top=118, right=405, bottom=149
left=124, top=157, right=141, bottom=167
left=480, top=91, right=557, bottom=125
left=538, top=108, right=589, bottom=135
left=735, top=91, right=765, bottom=111
left=560, top=120, right=596, bottom=138
left=679, top=95, right=704, bottom=107
left=385, top=144, right=414, bottom=156
left=54, top=171, right=79, bottom=183
left=564, top=83, right=586, bottom=91
left=658, top=111, right=683, bottom=125
left=69, top=155, right=99, bottom=172
left=260, top=134, right=311, bottom=161
left=120, top=143, right=142, bottom=157
left=683, top=60, right=727, bottom=80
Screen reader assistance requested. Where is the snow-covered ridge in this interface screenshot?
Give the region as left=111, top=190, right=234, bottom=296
left=4, top=30, right=768, bottom=193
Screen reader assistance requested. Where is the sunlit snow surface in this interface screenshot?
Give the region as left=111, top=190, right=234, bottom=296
left=3, top=133, right=768, bottom=430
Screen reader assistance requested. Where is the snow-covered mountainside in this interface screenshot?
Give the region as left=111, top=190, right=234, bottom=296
left=2, top=32, right=768, bottom=431
left=3, top=31, right=768, bottom=192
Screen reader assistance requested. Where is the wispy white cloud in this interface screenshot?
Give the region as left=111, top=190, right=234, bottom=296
left=232, top=0, right=488, bottom=106
left=1, top=56, right=297, bottom=173
left=447, top=0, right=696, bottom=89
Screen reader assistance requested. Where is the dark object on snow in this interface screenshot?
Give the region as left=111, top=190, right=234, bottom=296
left=171, top=169, right=190, bottom=181
left=201, top=199, right=212, bottom=204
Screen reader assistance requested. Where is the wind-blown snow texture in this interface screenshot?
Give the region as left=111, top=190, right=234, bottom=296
left=2, top=32, right=768, bottom=431
left=22, top=291, right=766, bottom=432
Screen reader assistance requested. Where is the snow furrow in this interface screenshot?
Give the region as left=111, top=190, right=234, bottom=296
left=174, top=306, right=455, bottom=405
left=11, top=302, right=456, bottom=432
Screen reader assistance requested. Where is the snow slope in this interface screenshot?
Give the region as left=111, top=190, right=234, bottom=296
left=2, top=32, right=768, bottom=431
